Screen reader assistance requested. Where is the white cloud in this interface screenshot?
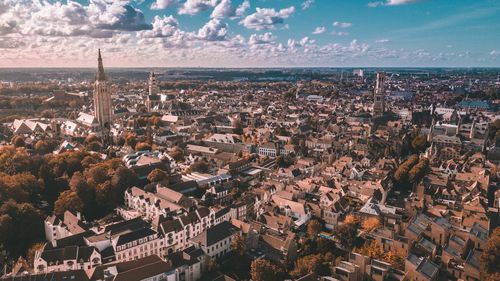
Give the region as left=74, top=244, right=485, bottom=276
left=211, top=0, right=249, bottom=19
left=240, top=6, right=295, bottom=30
left=138, top=15, right=179, bottom=38
left=375, top=39, right=389, bottom=43
left=150, top=0, right=179, bottom=10
left=179, top=0, right=219, bottom=15
left=197, top=18, right=228, bottom=41
left=490, top=50, right=500, bottom=56
left=386, top=0, right=420, bottom=5
left=312, top=26, right=326, bottom=35
left=10, top=0, right=152, bottom=38
left=301, top=0, right=314, bottom=10
left=368, top=0, right=420, bottom=7
left=235, top=0, right=250, bottom=17
left=333, top=21, right=352, bottom=28
left=248, top=32, right=275, bottom=45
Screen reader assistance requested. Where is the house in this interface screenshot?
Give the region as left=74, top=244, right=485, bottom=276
left=34, top=245, right=101, bottom=273
left=189, top=221, right=240, bottom=259
left=45, top=211, right=89, bottom=245
left=166, top=246, right=208, bottom=281
left=259, top=232, right=297, bottom=265
left=88, top=255, right=175, bottom=281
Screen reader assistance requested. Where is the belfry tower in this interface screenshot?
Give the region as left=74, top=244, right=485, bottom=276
left=93, top=49, right=112, bottom=127
left=373, top=72, right=386, bottom=116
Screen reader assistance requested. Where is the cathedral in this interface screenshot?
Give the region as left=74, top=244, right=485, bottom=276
left=93, top=49, right=112, bottom=127
left=373, top=72, right=386, bottom=117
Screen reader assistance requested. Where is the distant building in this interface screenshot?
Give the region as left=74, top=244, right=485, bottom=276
left=93, top=49, right=112, bottom=127
left=146, top=71, right=160, bottom=112
left=373, top=72, right=386, bottom=116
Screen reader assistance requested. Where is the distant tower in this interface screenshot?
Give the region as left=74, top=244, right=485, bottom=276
left=93, top=49, right=112, bottom=127
left=147, top=72, right=160, bottom=112
left=373, top=72, right=386, bottom=116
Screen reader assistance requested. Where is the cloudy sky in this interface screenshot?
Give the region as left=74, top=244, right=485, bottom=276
left=0, top=0, right=499, bottom=67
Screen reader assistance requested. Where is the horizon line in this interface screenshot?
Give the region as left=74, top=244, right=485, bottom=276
left=1, top=66, right=500, bottom=69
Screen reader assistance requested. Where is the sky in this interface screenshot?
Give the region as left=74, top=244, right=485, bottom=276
left=0, top=0, right=499, bottom=68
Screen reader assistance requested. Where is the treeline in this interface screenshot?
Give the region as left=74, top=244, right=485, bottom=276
left=0, top=143, right=137, bottom=262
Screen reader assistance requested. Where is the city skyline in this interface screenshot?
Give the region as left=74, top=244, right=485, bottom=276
left=0, top=0, right=500, bottom=68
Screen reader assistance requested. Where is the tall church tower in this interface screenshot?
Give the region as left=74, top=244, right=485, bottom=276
left=93, top=49, right=112, bottom=127
left=373, top=72, right=386, bottom=116
left=146, top=72, right=160, bottom=112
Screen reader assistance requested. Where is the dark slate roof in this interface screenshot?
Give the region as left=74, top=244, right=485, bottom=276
left=116, top=228, right=156, bottom=246
left=41, top=246, right=97, bottom=263
left=416, top=259, right=439, bottom=279
left=89, top=255, right=172, bottom=281
left=105, top=217, right=148, bottom=235
left=167, top=246, right=204, bottom=267
left=170, top=180, right=199, bottom=194
left=190, top=221, right=239, bottom=247
left=160, top=219, right=183, bottom=234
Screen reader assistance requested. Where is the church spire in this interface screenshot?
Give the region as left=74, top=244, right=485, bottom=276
left=97, top=49, right=106, bottom=81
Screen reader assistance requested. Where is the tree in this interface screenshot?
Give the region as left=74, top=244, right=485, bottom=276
left=125, top=133, right=137, bottom=148
left=147, top=168, right=168, bottom=183
left=408, top=158, right=430, bottom=184
left=86, top=141, right=102, bottom=152
left=361, top=217, right=380, bottom=233
left=0, top=172, right=43, bottom=204
left=135, top=142, right=152, bottom=151
left=0, top=201, right=44, bottom=258
left=11, top=136, right=25, bottom=148
left=250, top=259, right=285, bottom=281
left=335, top=221, right=358, bottom=250
left=481, top=227, right=500, bottom=280
left=290, top=254, right=330, bottom=278
left=355, top=240, right=384, bottom=260
left=231, top=233, right=246, bottom=257
left=189, top=161, right=209, bottom=173
left=0, top=146, right=31, bottom=175
left=69, top=172, right=93, bottom=204
left=34, top=140, right=50, bottom=154
left=84, top=134, right=100, bottom=145
left=411, top=135, right=429, bottom=153
left=110, top=167, right=137, bottom=204
left=169, top=146, right=184, bottom=162
left=344, top=214, right=358, bottom=225
left=307, top=219, right=322, bottom=238
left=207, top=257, right=219, bottom=273
left=54, top=190, right=84, bottom=216
left=27, top=243, right=45, bottom=268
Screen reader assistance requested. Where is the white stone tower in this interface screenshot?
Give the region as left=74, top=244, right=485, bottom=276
left=93, top=49, right=112, bottom=127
